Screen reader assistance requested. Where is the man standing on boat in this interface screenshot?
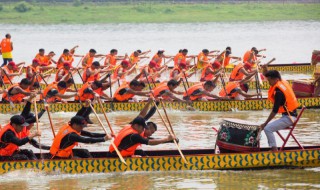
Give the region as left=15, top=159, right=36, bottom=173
left=260, top=69, right=299, bottom=151
left=50, top=115, right=112, bottom=159
left=0, top=34, right=13, bottom=67
left=0, top=115, right=41, bottom=161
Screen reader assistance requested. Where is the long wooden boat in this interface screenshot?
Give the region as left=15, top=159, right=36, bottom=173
left=1, top=79, right=308, bottom=91
left=0, top=146, right=319, bottom=174
left=0, top=97, right=319, bottom=113
left=21, top=63, right=315, bottom=74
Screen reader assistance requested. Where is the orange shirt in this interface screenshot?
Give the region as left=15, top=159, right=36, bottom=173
left=197, top=52, right=209, bottom=69
left=104, top=54, right=117, bottom=67
left=0, top=38, right=12, bottom=53
left=57, top=54, right=74, bottom=69
left=152, top=54, right=162, bottom=67
left=243, top=50, right=256, bottom=64
left=129, top=53, right=140, bottom=66
left=174, top=53, right=186, bottom=67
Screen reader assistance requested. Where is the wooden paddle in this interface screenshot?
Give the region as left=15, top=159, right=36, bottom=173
left=89, top=103, right=127, bottom=165
left=75, top=55, right=85, bottom=68
left=152, top=100, right=188, bottom=164
left=97, top=98, right=115, bottom=136
left=45, top=105, right=56, bottom=137
left=143, top=70, right=188, bottom=164
left=76, top=68, right=85, bottom=84
left=33, top=98, right=43, bottom=160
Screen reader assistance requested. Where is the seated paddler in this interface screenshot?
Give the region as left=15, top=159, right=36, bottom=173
left=109, top=116, right=175, bottom=158
left=50, top=116, right=112, bottom=159
left=0, top=115, right=41, bottom=161
left=113, top=79, right=151, bottom=102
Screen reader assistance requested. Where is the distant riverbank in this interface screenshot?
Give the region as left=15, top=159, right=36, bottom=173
left=0, top=1, right=319, bottom=24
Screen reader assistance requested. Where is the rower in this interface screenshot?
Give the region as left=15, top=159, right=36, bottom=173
left=82, top=61, right=102, bottom=83
left=56, top=46, right=78, bottom=69
left=55, top=62, right=72, bottom=82
left=35, top=49, right=56, bottom=67
left=229, top=61, right=258, bottom=92
left=113, top=79, right=150, bottom=102
left=104, top=49, right=118, bottom=69
left=113, top=60, right=136, bottom=80
left=170, top=61, right=195, bottom=80
left=0, top=115, right=41, bottom=161
left=0, top=61, right=24, bottom=84
left=82, top=49, right=104, bottom=68
left=109, top=116, right=174, bottom=158
left=19, top=94, right=50, bottom=151
left=41, top=81, right=78, bottom=103
left=196, top=49, right=219, bottom=69
left=200, top=61, right=223, bottom=82
left=1, top=78, right=35, bottom=103
left=215, top=47, right=241, bottom=68
left=243, top=47, right=266, bottom=66
left=50, top=115, right=112, bottom=159
left=174, top=49, right=191, bottom=68
left=219, top=78, right=261, bottom=100
left=260, top=69, right=299, bottom=151
left=129, top=49, right=151, bottom=68
left=183, top=80, right=226, bottom=101
left=75, top=80, right=112, bottom=104
left=135, top=60, right=167, bottom=83
left=26, top=59, right=52, bottom=82
left=151, top=49, right=170, bottom=68
left=153, top=79, right=185, bottom=102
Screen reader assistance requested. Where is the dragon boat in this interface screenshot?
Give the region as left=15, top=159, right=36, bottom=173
left=21, top=62, right=315, bottom=74
left=0, top=96, right=319, bottom=113
left=0, top=146, right=319, bottom=174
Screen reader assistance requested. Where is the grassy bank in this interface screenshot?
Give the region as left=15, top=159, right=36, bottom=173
left=0, top=1, right=319, bottom=24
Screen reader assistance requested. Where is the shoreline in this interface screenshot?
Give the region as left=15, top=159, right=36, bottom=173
left=0, top=2, right=319, bottom=24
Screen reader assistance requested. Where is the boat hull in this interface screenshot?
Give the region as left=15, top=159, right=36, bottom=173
left=0, top=148, right=319, bottom=174
left=0, top=97, right=319, bottom=113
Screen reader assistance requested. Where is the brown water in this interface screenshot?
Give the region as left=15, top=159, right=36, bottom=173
left=0, top=109, right=319, bottom=189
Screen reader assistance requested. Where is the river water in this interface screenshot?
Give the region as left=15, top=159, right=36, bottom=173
left=0, top=21, right=320, bottom=189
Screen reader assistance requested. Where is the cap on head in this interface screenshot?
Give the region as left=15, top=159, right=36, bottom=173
left=70, top=116, right=87, bottom=127
left=8, top=61, right=18, bottom=70
left=131, top=116, right=147, bottom=129
left=10, top=115, right=28, bottom=126
left=121, top=60, right=130, bottom=66
left=212, top=61, right=221, bottom=69
left=32, top=59, right=39, bottom=64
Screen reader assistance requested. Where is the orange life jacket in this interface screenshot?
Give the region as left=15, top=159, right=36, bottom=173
left=35, top=53, right=46, bottom=65
left=183, top=83, right=204, bottom=100
left=2, top=66, right=14, bottom=84
left=42, top=83, right=66, bottom=103
left=57, top=54, right=74, bottom=69
left=83, top=67, right=100, bottom=83
left=219, top=81, right=240, bottom=98
left=152, top=54, right=162, bottom=67
left=223, top=56, right=231, bottom=67
left=174, top=53, right=186, bottom=67
left=268, top=80, right=299, bottom=113
left=170, top=67, right=181, bottom=79
left=55, top=67, right=68, bottom=82
left=83, top=53, right=94, bottom=68
left=40, top=55, right=52, bottom=66
left=105, top=54, right=117, bottom=66
left=197, top=52, right=208, bottom=69
left=109, top=125, right=143, bottom=157
left=243, top=50, right=256, bottom=64
left=50, top=124, right=80, bottom=158
left=129, top=53, right=139, bottom=66
left=200, top=64, right=215, bottom=81
left=229, top=63, right=245, bottom=81
left=153, top=83, right=170, bottom=99
left=2, top=83, right=28, bottom=103
left=19, top=127, right=30, bottom=138
left=0, top=38, right=12, bottom=53
left=0, top=124, right=20, bottom=156
left=113, top=82, right=134, bottom=102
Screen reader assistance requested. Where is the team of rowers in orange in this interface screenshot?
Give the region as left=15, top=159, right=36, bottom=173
left=0, top=46, right=270, bottom=106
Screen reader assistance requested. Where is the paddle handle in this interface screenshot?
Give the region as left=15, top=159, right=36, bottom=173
left=98, top=98, right=115, bottom=135
left=89, top=103, right=127, bottom=165
left=159, top=99, right=176, bottom=136
left=33, top=99, right=43, bottom=159
left=45, top=106, right=56, bottom=137
left=265, top=58, right=276, bottom=66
